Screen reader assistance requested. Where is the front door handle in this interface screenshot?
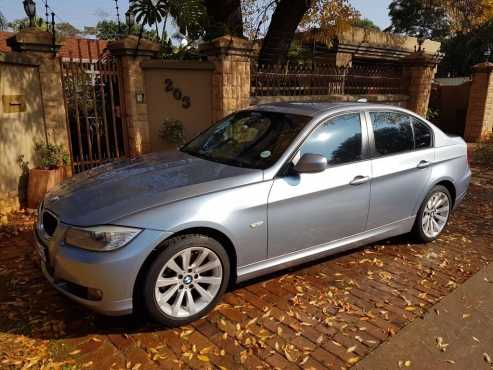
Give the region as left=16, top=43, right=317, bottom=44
left=350, top=176, right=370, bottom=186
left=417, top=160, right=432, bottom=169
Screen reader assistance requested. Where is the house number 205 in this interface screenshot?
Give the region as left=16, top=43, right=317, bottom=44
left=165, top=78, right=191, bottom=109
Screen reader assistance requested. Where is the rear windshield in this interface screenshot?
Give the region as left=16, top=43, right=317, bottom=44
left=181, top=110, right=311, bottom=169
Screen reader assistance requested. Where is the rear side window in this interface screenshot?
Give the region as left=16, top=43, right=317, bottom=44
left=300, top=113, right=362, bottom=166
left=370, top=112, right=413, bottom=156
left=412, top=118, right=432, bottom=149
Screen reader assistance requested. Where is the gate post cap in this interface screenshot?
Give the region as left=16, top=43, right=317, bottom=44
left=199, top=35, right=256, bottom=57
left=107, top=35, right=160, bottom=57
left=472, top=62, right=493, bottom=73
left=7, top=30, right=62, bottom=53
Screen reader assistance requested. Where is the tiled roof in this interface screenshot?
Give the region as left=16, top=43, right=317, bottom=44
left=0, top=32, right=108, bottom=61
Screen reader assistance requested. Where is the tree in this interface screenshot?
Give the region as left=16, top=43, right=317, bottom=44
left=0, top=11, right=7, bottom=31
left=258, top=0, right=359, bottom=65
left=8, top=16, right=45, bottom=32
left=351, top=18, right=380, bottom=31
left=204, top=0, right=243, bottom=39
left=388, top=0, right=493, bottom=39
left=129, top=0, right=207, bottom=47
left=84, top=20, right=157, bottom=41
left=55, top=22, right=81, bottom=38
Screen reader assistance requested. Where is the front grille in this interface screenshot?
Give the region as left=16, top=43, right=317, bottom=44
left=42, top=211, right=58, bottom=237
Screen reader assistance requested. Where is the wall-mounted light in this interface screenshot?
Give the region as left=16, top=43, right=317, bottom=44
left=23, top=0, right=36, bottom=28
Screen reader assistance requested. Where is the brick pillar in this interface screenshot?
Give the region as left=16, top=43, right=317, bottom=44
left=7, top=31, right=69, bottom=149
left=200, top=35, right=254, bottom=122
left=464, top=62, right=493, bottom=142
left=108, top=36, right=159, bottom=156
left=403, top=52, right=438, bottom=117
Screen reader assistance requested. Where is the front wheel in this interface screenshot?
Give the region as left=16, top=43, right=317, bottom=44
left=142, top=234, right=230, bottom=327
left=413, top=185, right=452, bottom=242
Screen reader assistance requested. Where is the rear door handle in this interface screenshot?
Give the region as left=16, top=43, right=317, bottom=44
left=417, top=160, right=432, bottom=169
left=350, top=176, right=370, bottom=186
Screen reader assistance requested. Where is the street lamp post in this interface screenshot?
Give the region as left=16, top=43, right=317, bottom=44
left=23, top=0, right=36, bottom=28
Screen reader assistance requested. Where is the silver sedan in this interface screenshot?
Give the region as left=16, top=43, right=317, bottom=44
left=35, top=102, right=471, bottom=326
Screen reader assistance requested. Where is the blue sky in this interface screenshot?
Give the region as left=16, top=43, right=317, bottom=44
left=0, top=0, right=392, bottom=30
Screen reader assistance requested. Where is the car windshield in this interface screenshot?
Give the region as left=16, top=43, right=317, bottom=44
left=181, top=110, right=311, bottom=169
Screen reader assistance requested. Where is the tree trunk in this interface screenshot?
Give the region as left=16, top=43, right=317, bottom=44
left=205, top=0, right=244, bottom=39
left=258, top=0, right=312, bottom=65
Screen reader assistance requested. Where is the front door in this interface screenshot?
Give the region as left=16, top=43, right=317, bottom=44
left=267, top=112, right=371, bottom=258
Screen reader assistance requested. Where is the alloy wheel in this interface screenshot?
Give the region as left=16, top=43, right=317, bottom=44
left=154, top=247, right=223, bottom=318
left=422, top=191, right=450, bottom=239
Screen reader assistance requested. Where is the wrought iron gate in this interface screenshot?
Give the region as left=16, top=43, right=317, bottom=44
left=62, top=54, right=128, bottom=173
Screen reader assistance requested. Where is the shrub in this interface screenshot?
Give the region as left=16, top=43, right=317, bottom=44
left=473, top=134, right=493, bottom=166
left=159, top=118, right=187, bottom=147
left=34, top=143, right=70, bottom=170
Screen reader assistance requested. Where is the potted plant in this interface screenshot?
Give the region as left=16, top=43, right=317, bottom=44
left=27, top=143, right=70, bottom=209
left=159, top=118, right=187, bottom=149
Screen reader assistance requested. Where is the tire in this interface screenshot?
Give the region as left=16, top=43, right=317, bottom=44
left=142, top=234, right=230, bottom=327
left=412, top=185, right=452, bottom=243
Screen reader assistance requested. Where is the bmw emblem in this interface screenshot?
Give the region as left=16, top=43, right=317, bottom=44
left=183, top=275, right=193, bottom=285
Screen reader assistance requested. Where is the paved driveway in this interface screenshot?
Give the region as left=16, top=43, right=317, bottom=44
left=0, top=167, right=492, bottom=370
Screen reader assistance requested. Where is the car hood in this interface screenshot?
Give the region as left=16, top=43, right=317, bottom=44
left=44, top=151, right=263, bottom=226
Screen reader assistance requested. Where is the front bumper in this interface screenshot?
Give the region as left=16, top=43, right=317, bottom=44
left=35, top=222, right=171, bottom=316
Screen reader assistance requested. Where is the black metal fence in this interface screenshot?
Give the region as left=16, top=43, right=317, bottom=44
left=251, top=62, right=405, bottom=97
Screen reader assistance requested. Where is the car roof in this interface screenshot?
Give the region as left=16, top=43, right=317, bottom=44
left=252, top=101, right=407, bottom=118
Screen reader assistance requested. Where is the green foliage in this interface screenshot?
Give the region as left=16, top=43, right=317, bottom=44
left=55, top=22, right=81, bottom=38
left=86, top=20, right=157, bottom=41
left=159, top=118, right=187, bottom=147
left=473, top=134, right=493, bottom=166
left=0, top=11, right=7, bottom=31
left=439, top=19, right=493, bottom=77
left=129, top=0, right=207, bottom=43
left=387, top=0, right=450, bottom=39
left=351, top=18, right=380, bottom=31
left=8, top=16, right=46, bottom=32
left=34, top=143, right=70, bottom=170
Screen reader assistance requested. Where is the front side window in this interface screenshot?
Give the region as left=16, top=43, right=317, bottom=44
left=299, top=113, right=363, bottom=166
left=370, top=112, right=414, bottom=156
left=412, top=117, right=433, bottom=149
left=181, top=110, right=310, bottom=169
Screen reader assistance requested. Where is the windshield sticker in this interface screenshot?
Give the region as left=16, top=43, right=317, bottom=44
left=260, top=150, right=271, bottom=159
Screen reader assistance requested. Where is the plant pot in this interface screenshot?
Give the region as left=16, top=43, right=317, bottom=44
left=27, top=167, right=65, bottom=209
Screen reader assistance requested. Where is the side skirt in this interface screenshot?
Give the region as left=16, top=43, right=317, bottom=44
left=236, top=217, right=415, bottom=283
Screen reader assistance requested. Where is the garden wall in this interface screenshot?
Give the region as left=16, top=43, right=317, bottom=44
left=142, top=60, right=214, bottom=152
left=0, top=54, right=45, bottom=209
left=250, top=94, right=409, bottom=107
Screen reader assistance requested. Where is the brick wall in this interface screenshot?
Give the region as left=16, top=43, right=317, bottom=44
left=464, top=63, right=493, bottom=142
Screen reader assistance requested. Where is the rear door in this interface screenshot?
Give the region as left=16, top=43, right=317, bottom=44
left=267, top=112, right=372, bottom=257
left=366, top=111, right=435, bottom=229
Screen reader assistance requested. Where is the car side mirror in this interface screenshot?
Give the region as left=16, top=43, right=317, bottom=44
left=293, top=153, right=327, bottom=174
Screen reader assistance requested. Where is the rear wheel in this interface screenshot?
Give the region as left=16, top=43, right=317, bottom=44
left=142, top=234, right=230, bottom=326
left=413, top=185, right=452, bottom=242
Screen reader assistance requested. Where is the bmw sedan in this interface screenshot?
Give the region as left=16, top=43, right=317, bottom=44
left=35, top=102, right=471, bottom=326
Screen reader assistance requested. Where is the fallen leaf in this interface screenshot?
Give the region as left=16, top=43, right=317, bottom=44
left=197, top=355, right=210, bottom=362
left=347, top=345, right=357, bottom=353
left=484, top=353, right=492, bottom=364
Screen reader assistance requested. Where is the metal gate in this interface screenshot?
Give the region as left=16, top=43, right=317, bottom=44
left=62, top=53, right=128, bottom=173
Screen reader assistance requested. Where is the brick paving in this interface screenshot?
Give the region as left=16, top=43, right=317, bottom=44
left=0, top=167, right=492, bottom=370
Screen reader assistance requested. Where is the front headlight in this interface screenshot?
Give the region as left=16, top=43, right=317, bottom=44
left=65, top=225, right=142, bottom=252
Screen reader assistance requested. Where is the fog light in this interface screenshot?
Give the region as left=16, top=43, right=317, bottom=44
left=88, top=288, right=103, bottom=301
